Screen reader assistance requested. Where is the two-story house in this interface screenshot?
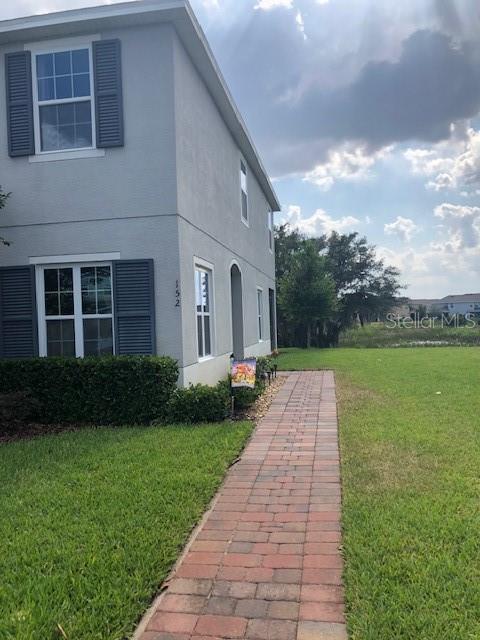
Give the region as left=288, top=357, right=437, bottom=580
left=409, top=294, right=480, bottom=318
left=0, top=0, right=280, bottom=385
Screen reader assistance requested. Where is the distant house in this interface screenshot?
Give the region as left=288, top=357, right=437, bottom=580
left=409, top=294, right=480, bottom=317
left=0, top=0, right=280, bottom=385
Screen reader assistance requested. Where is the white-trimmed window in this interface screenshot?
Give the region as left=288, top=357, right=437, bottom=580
left=240, top=159, right=248, bottom=224
left=37, top=263, right=113, bottom=357
left=32, top=43, right=95, bottom=153
left=257, top=288, right=264, bottom=341
left=268, top=208, right=274, bottom=252
left=195, top=267, right=213, bottom=359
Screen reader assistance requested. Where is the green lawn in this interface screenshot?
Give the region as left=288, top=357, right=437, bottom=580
left=279, top=348, right=480, bottom=640
left=0, top=422, right=252, bottom=640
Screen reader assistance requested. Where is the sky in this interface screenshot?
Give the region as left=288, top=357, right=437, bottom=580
left=2, top=0, right=480, bottom=297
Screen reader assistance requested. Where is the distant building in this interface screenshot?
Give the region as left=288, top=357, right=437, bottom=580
left=409, top=294, right=480, bottom=317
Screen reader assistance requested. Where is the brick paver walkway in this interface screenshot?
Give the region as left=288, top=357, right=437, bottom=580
left=137, top=371, right=347, bottom=640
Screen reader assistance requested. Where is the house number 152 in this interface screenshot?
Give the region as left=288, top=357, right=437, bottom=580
left=175, top=281, right=181, bottom=307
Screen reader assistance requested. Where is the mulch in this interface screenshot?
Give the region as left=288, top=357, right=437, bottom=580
left=233, top=375, right=286, bottom=422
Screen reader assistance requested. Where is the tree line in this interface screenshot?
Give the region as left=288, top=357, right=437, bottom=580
left=275, top=224, right=403, bottom=348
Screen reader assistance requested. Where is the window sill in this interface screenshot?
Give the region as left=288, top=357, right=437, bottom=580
left=29, top=148, right=105, bottom=163
left=241, top=217, right=250, bottom=228
left=198, top=355, right=215, bottom=363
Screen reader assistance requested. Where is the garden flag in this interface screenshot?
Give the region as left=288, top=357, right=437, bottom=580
left=231, top=358, right=256, bottom=389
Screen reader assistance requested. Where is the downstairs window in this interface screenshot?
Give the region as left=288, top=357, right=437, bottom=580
left=38, top=263, right=113, bottom=357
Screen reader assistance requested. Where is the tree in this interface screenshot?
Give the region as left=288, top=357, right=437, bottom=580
left=325, top=232, right=403, bottom=336
left=278, top=241, right=337, bottom=348
left=275, top=225, right=404, bottom=347
left=0, top=186, right=11, bottom=246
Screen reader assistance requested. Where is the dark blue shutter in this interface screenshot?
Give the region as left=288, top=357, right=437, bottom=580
left=0, top=266, right=38, bottom=358
left=93, top=39, right=124, bottom=148
left=113, top=260, right=156, bottom=355
left=5, top=51, right=35, bottom=157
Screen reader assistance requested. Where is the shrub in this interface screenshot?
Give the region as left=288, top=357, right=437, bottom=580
left=0, top=391, right=41, bottom=433
left=166, top=384, right=230, bottom=424
left=256, top=356, right=275, bottom=382
left=0, top=356, right=178, bottom=425
left=218, top=374, right=265, bottom=411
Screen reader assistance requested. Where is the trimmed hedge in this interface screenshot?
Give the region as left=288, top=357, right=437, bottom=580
left=166, top=384, right=230, bottom=424
left=0, top=356, right=178, bottom=425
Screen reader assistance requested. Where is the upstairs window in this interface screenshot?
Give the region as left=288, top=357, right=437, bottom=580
left=268, top=209, right=274, bottom=252
left=33, top=47, right=95, bottom=153
left=240, top=160, right=248, bottom=224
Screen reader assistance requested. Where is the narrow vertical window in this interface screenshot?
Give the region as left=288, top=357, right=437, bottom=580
left=268, top=209, right=274, bottom=252
left=257, top=288, right=263, bottom=341
left=240, top=160, right=248, bottom=224
left=44, top=267, right=75, bottom=356
left=81, top=265, right=113, bottom=356
left=195, top=267, right=212, bottom=358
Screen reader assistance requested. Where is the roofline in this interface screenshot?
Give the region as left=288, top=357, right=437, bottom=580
left=0, top=0, right=281, bottom=211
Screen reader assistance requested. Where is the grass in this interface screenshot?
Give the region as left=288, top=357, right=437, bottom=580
left=339, top=322, right=480, bottom=348
left=278, top=347, right=480, bottom=640
left=0, top=422, right=253, bottom=640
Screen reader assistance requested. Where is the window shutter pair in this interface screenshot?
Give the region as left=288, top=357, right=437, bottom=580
left=5, top=39, right=124, bottom=157
left=0, top=261, right=156, bottom=358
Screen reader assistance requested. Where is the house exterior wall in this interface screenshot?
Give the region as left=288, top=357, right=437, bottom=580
left=0, top=23, right=183, bottom=360
left=0, top=23, right=178, bottom=226
left=0, top=14, right=277, bottom=384
left=172, top=31, right=275, bottom=385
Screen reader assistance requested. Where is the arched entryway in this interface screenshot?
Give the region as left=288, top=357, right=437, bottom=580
left=230, top=264, right=244, bottom=359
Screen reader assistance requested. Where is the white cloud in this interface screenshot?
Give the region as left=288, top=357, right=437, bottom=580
left=434, top=203, right=480, bottom=250
left=201, top=0, right=220, bottom=8
left=281, top=204, right=360, bottom=236
left=404, top=127, right=480, bottom=194
left=384, top=216, right=419, bottom=242
left=254, top=0, right=293, bottom=9
left=379, top=201, right=480, bottom=297
left=304, top=144, right=391, bottom=191
left=316, top=0, right=330, bottom=4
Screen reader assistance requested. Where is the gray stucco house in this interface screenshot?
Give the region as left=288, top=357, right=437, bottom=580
left=0, top=0, right=280, bottom=385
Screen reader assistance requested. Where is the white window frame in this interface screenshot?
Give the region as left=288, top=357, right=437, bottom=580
left=36, top=261, right=114, bottom=358
left=28, top=35, right=102, bottom=160
left=257, top=287, right=264, bottom=342
left=240, top=158, right=249, bottom=226
left=268, top=208, right=274, bottom=253
left=194, top=259, right=215, bottom=362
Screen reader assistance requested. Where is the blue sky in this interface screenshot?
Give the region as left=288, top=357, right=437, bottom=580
left=2, top=0, right=480, bottom=297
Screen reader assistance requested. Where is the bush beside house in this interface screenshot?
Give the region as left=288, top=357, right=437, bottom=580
left=166, top=384, right=230, bottom=424
left=0, top=356, right=178, bottom=426
left=0, top=355, right=275, bottom=433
